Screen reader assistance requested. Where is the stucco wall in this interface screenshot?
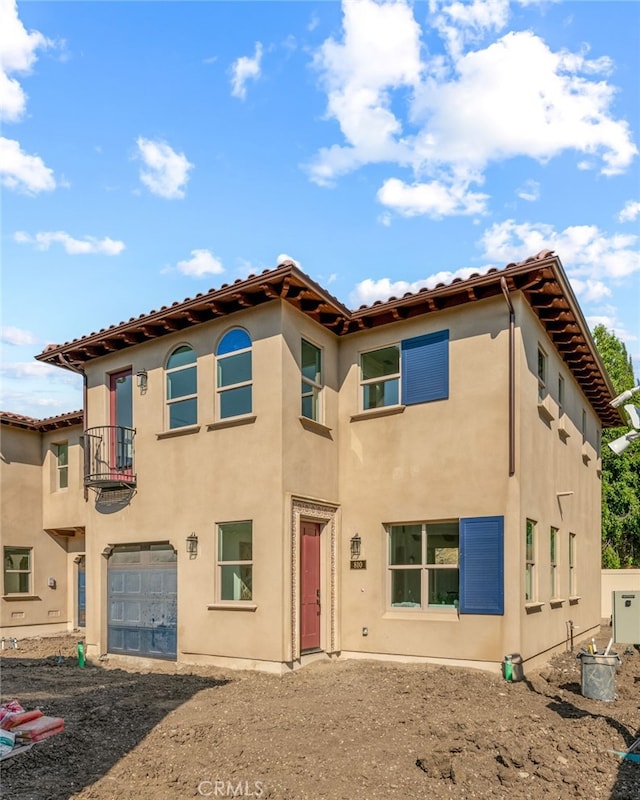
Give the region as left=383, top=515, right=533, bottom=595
left=601, top=570, right=640, bottom=619
left=1, top=425, right=81, bottom=635
left=515, top=295, right=602, bottom=663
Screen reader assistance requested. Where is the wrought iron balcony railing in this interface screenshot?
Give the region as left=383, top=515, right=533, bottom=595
left=84, top=426, right=136, bottom=488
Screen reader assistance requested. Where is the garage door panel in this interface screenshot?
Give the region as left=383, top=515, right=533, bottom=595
left=107, top=544, right=177, bottom=660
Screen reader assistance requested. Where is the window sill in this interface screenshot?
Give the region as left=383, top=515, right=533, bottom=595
left=207, top=603, right=257, bottom=612
left=2, top=594, right=40, bottom=601
left=537, top=398, right=555, bottom=422
left=298, top=417, right=333, bottom=437
left=350, top=405, right=405, bottom=422
left=525, top=601, right=545, bottom=613
left=568, top=595, right=581, bottom=605
left=549, top=597, right=566, bottom=608
left=383, top=608, right=458, bottom=622
left=157, top=425, right=201, bottom=440
left=206, top=415, right=256, bottom=432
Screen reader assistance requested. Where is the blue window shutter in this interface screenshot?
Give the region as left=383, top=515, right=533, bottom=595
left=459, top=516, right=504, bottom=615
left=401, top=330, right=449, bottom=405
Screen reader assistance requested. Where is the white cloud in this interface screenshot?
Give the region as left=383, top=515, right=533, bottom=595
left=14, top=230, right=125, bottom=255
left=176, top=249, right=224, bottom=277
left=308, top=0, right=423, bottom=186
left=1, top=326, right=38, bottom=346
left=309, top=0, right=637, bottom=212
left=0, top=137, right=55, bottom=193
left=1, top=361, right=64, bottom=380
left=517, top=179, right=540, bottom=203
left=135, top=137, right=193, bottom=199
left=377, top=176, right=489, bottom=218
left=230, top=42, right=263, bottom=100
left=569, top=278, right=612, bottom=304
left=349, top=265, right=491, bottom=308
left=479, top=219, right=640, bottom=282
left=277, top=253, right=301, bottom=268
left=0, top=0, right=51, bottom=122
left=618, top=200, right=640, bottom=223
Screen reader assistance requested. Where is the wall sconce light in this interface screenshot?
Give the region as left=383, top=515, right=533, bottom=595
left=186, top=532, right=198, bottom=558
left=102, top=545, right=113, bottom=557
left=136, top=369, right=148, bottom=391
left=350, top=533, right=361, bottom=560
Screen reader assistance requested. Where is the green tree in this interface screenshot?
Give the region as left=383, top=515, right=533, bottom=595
left=593, top=325, right=640, bottom=567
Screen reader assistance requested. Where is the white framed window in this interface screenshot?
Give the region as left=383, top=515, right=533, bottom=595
left=55, top=442, right=69, bottom=489
left=217, top=521, right=253, bottom=602
left=166, top=345, right=197, bottom=429
left=525, top=519, right=536, bottom=602
left=360, top=345, right=400, bottom=410
left=3, top=547, right=32, bottom=595
left=301, top=339, right=323, bottom=422
left=216, top=329, right=252, bottom=419
left=387, top=521, right=459, bottom=609
left=550, top=527, right=559, bottom=598
left=537, top=347, right=547, bottom=401
left=569, top=533, right=577, bottom=596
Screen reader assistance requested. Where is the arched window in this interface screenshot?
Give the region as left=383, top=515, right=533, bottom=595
left=166, top=345, right=197, bottom=429
left=216, top=328, right=252, bottom=419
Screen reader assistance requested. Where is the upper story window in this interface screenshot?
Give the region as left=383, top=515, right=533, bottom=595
left=216, top=329, right=252, bottom=419
left=360, top=330, right=449, bottom=412
left=537, top=347, right=547, bottom=401
left=558, top=375, right=565, bottom=414
left=361, top=346, right=400, bottom=410
left=55, top=442, right=69, bottom=489
left=166, top=345, right=197, bottom=429
left=301, top=339, right=323, bottom=421
left=3, top=547, right=31, bottom=595
left=581, top=409, right=587, bottom=442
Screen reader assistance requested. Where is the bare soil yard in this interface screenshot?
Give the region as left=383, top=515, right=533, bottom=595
left=1, top=628, right=639, bottom=800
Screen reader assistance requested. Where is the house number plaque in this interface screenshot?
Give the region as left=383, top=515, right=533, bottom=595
left=350, top=560, right=367, bottom=570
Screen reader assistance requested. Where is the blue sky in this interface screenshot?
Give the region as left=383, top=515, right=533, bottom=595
left=1, top=0, right=639, bottom=418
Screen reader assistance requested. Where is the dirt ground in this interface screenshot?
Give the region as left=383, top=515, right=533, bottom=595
left=1, top=628, right=638, bottom=800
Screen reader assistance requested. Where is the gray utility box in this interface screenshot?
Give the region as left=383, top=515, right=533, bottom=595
left=612, top=591, right=640, bottom=644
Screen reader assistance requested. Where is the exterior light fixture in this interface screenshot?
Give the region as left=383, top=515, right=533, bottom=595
left=102, top=545, right=113, bottom=557
left=186, top=532, right=198, bottom=557
left=350, top=533, right=361, bottom=560
left=136, top=369, right=148, bottom=390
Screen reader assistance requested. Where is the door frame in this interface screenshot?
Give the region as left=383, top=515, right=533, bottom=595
left=290, top=498, right=339, bottom=662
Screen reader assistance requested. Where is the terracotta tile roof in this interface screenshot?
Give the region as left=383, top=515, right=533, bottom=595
left=0, top=410, right=83, bottom=432
left=34, top=253, right=621, bottom=426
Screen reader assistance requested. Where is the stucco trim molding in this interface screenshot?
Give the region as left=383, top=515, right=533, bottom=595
left=290, top=497, right=339, bottom=663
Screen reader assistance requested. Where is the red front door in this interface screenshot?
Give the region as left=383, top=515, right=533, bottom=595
left=300, top=521, right=321, bottom=652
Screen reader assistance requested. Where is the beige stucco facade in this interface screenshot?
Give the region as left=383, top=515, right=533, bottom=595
left=3, top=254, right=618, bottom=674
left=1, top=415, right=85, bottom=638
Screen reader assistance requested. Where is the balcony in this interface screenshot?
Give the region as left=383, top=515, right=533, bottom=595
left=84, top=426, right=136, bottom=489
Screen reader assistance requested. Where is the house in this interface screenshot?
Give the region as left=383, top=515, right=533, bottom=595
left=3, top=250, right=621, bottom=674
left=1, top=410, right=86, bottom=637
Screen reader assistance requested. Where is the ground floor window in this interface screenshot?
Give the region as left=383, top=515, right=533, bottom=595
left=218, top=521, right=253, bottom=601
left=525, top=519, right=536, bottom=601
left=388, top=521, right=459, bottom=609
left=3, top=547, right=32, bottom=594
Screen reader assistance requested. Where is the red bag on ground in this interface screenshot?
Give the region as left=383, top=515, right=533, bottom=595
left=12, top=716, right=64, bottom=741
left=1, top=709, right=43, bottom=730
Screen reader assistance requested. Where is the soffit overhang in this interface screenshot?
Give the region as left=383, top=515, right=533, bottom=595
left=34, top=253, right=622, bottom=427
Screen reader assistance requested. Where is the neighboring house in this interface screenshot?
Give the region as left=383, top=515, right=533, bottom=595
left=1, top=411, right=86, bottom=637
left=7, top=250, right=620, bottom=674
